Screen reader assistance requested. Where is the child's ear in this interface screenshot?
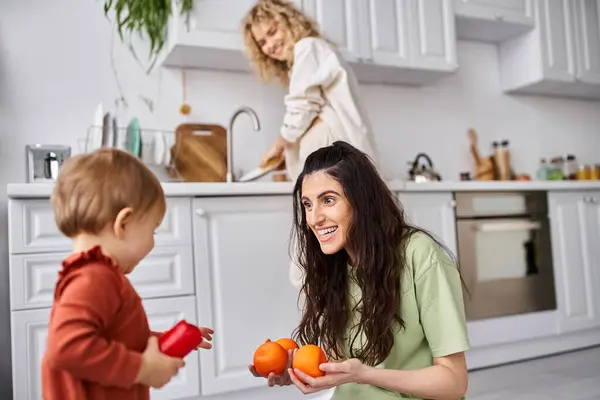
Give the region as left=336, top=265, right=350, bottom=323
left=113, top=207, right=134, bottom=239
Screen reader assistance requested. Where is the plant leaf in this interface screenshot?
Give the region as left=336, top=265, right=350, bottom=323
left=104, top=0, right=193, bottom=72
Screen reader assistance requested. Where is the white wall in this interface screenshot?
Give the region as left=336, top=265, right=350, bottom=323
left=1, top=0, right=599, bottom=397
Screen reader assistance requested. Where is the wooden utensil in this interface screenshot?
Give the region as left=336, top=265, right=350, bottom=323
left=468, top=128, right=495, bottom=181
left=169, top=123, right=227, bottom=182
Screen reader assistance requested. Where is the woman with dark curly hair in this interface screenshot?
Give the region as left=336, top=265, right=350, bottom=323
left=251, top=141, right=470, bottom=400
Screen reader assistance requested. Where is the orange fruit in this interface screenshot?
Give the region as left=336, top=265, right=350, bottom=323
left=292, top=344, right=327, bottom=379
left=253, top=341, right=288, bottom=377
left=276, top=338, right=299, bottom=352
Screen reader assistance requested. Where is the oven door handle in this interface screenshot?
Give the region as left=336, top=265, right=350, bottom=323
left=475, top=220, right=541, bottom=232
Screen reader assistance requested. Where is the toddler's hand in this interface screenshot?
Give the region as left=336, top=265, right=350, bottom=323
left=136, top=336, right=185, bottom=389
left=196, top=327, right=214, bottom=350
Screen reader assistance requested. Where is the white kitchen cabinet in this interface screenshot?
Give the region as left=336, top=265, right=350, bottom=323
left=192, top=196, right=303, bottom=396
left=146, top=297, right=202, bottom=400
left=408, top=0, right=458, bottom=72
left=8, top=197, right=192, bottom=254
left=11, top=296, right=200, bottom=400
left=9, top=246, right=195, bottom=311
left=306, top=0, right=457, bottom=76
left=498, top=0, right=600, bottom=100
left=573, top=0, right=600, bottom=85
left=161, top=0, right=300, bottom=70
left=397, top=192, right=458, bottom=256
left=454, top=0, right=534, bottom=42
left=161, top=0, right=299, bottom=70
left=162, top=0, right=457, bottom=85
left=301, top=0, right=362, bottom=63
left=359, top=0, right=411, bottom=68
left=323, top=0, right=458, bottom=84
left=548, top=191, right=600, bottom=334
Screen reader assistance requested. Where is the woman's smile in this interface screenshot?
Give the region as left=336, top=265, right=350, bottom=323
left=316, top=226, right=338, bottom=242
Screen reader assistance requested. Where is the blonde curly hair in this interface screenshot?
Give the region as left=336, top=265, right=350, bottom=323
left=242, top=0, right=321, bottom=86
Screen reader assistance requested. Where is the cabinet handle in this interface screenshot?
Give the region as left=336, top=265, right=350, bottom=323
left=583, top=196, right=591, bottom=204
left=196, top=209, right=206, bottom=217
left=448, top=200, right=457, bottom=208
left=592, top=197, right=598, bottom=204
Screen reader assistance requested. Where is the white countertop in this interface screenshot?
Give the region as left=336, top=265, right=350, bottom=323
left=6, top=180, right=600, bottom=198
left=403, top=180, right=600, bottom=191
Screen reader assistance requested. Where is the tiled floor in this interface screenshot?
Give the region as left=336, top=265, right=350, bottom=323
left=467, top=346, right=600, bottom=399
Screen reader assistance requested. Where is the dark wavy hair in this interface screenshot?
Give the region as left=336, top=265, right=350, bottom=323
left=290, top=141, right=459, bottom=366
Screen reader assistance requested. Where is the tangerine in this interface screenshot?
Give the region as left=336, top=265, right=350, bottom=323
left=292, top=344, right=327, bottom=379
left=253, top=341, right=288, bottom=377
left=276, top=338, right=299, bottom=352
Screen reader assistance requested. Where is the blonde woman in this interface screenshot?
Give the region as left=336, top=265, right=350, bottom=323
left=242, top=0, right=380, bottom=298
left=241, top=0, right=379, bottom=182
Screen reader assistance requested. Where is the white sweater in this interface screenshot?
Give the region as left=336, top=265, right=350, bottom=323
left=280, top=36, right=379, bottom=171
left=282, top=37, right=382, bottom=294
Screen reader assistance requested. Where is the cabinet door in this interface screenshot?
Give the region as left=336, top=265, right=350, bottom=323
left=172, top=0, right=256, bottom=50
left=573, top=0, right=600, bottom=84
left=584, top=191, right=600, bottom=324
left=11, top=308, right=49, bottom=400
left=192, top=196, right=302, bottom=395
left=397, top=192, right=458, bottom=256
left=10, top=297, right=199, bottom=400
left=408, top=0, right=458, bottom=71
left=302, top=0, right=362, bottom=61
left=360, top=0, right=411, bottom=67
left=145, top=297, right=201, bottom=400
left=548, top=192, right=600, bottom=334
left=537, top=0, right=577, bottom=82
left=455, top=0, right=533, bottom=24
left=454, top=0, right=534, bottom=42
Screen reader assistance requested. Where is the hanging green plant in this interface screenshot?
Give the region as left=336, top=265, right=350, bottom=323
left=103, top=0, right=194, bottom=69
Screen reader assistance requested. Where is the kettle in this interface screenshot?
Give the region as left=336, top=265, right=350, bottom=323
left=408, top=153, right=442, bottom=182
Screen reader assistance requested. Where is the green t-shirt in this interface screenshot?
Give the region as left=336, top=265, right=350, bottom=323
left=332, top=232, right=470, bottom=400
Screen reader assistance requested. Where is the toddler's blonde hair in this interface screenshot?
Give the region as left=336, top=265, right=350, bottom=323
left=242, top=0, right=321, bottom=86
left=51, top=148, right=166, bottom=238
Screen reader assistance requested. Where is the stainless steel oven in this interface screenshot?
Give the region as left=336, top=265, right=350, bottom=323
left=455, top=191, right=557, bottom=321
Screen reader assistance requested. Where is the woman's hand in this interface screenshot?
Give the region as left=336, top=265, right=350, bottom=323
left=196, top=327, right=214, bottom=350
left=259, top=136, right=289, bottom=168
left=288, top=358, right=365, bottom=395
left=248, top=339, right=295, bottom=387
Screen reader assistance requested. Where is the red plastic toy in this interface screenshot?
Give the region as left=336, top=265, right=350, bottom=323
left=158, top=320, right=203, bottom=358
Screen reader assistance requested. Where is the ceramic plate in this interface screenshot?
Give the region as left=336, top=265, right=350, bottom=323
left=238, top=158, right=283, bottom=182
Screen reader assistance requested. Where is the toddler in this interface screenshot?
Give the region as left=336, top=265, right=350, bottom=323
left=41, top=148, right=213, bottom=399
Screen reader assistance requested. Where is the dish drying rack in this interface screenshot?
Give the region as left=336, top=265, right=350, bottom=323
left=83, top=125, right=184, bottom=182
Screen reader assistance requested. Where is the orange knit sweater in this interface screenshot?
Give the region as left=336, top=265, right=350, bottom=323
left=41, top=246, right=152, bottom=400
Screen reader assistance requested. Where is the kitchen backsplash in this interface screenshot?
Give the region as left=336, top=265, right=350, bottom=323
left=2, top=1, right=600, bottom=188
left=1, top=0, right=600, bottom=189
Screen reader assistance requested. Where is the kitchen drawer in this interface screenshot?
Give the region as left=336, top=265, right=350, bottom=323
left=10, top=246, right=195, bottom=311
left=128, top=246, right=195, bottom=300
left=8, top=197, right=193, bottom=254
left=11, top=295, right=200, bottom=400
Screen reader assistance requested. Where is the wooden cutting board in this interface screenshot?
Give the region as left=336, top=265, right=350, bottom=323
left=169, top=123, right=227, bottom=182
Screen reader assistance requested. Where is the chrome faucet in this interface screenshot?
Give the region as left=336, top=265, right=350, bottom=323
left=227, top=106, right=261, bottom=182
